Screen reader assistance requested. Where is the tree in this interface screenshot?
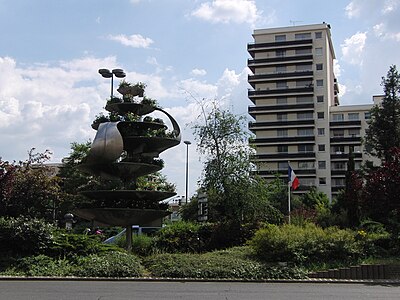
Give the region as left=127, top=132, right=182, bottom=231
left=365, top=65, right=400, bottom=161
left=361, top=147, right=400, bottom=226
left=192, top=104, right=281, bottom=223
left=0, top=149, right=63, bottom=222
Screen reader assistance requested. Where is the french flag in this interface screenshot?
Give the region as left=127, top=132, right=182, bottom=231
left=288, top=165, right=299, bottom=190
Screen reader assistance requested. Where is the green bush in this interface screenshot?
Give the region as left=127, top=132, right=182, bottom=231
left=143, top=247, right=306, bottom=279
left=0, top=217, right=55, bottom=255
left=250, top=223, right=363, bottom=264
left=15, top=255, right=74, bottom=277
left=47, top=231, right=122, bottom=258
left=113, top=234, right=156, bottom=256
left=73, top=251, right=145, bottom=277
left=155, top=221, right=205, bottom=253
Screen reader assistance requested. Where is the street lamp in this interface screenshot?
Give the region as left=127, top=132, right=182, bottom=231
left=184, top=140, right=191, bottom=204
left=98, top=68, right=126, bottom=98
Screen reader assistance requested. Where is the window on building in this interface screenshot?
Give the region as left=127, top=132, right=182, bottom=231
left=333, top=178, right=345, bottom=187
left=317, top=95, right=324, bottom=103
left=355, top=161, right=362, bottom=170
left=348, top=128, right=360, bottom=137
left=319, top=177, right=327, bottom=185
left=364, top=111, right=371, bottom=120
left=296, top=96, right=313, bottom=103
left=333, top=145, right=345, bottom=153
left=276, top=97, right=287, bottom=104
left=318, top=161, right=326, bottom=169
left=298, top=144, right=313, bottom=153
left=278, top=161, right=288, bottom=170
left=296, top=80, right=313, bottom=87
left=275, top=35, right=286, bottom=42
left=277, top=145, right=288, bottom=153
left=296, top=64, right=312, bottom=72
left=316, top=79, right=324, bottom=87
left=298, top=161, right=314, bottom=169
left=297, top=112, right=313, bottom=119
left=352, top=145, right=361, bottom=153
left=295, top=48, right=312, bottom=55
left=317, top=112, right=324, bottom=119
left=318, top=128, right=325, bottom=136
left=277, top=129, right=288, bottom=137
left=348, top=113, right=359, bottom=120
left=315, top=47, right=323, bottom=55
left=332, top=129, right=344, bottom=137
left=276, top=49, right=286, bottom=57
left=295, top=33, right=311, bottom=40
left=301, top=178, right=315, bottom=186
left=297, top=128, right=313, bottom=136
left=332, top=162, right=346, bottom=170
left=332, top=113, right=344, bottom=121
left=277, top=113, right=288, bottom=121
left=315, top=31, right=322, bottom=39
left=318, top=144, right=325, bottom=152
left=276, top=81, right=288, bottom=89
left=316, top=63, right=323, bottom=71
left=276, top=65, right=287, bottom=73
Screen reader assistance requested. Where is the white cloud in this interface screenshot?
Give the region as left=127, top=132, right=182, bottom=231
left=345, top=1, right=361, bottom=19
left=107, top=34, right=154, bottom=48
left=373, top=23, right=400, bottom=41
left=178, top=78, right=218, bottom=100
left=333, top=60, right=342, bottom=77
left=190, top=68, right=207, bottom=76
left=382, top=0, right=400, bottom=14
left=191, top=0, right=261, bottom=25
left=341, top=32, right=367, bottom=65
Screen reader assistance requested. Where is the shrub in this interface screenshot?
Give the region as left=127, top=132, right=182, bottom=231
left=250, top=223, right=363, bottom=264
left=47, top=231, right=122, bottom=258
left=73, top=251, right=145, bottom=277
left=0, top=217, right=55, bottom=255
left=155, top=221, right=204, bottom=253
left=15, top=255, right=74, bottom=277
left=113, top=234, right=156, bottom=256
left=143, top=247, right=307, bottom=279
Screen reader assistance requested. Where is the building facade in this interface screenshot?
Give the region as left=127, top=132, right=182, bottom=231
left=247, top=23, right=378, bottom=200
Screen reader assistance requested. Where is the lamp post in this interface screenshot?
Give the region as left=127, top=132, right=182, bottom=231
left=98, top=68, right=126, bottom=98
left=184, top=140, right=191, bottom=204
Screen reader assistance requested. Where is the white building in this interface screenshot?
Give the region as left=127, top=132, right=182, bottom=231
left=247, top=23, right=379, bottom=199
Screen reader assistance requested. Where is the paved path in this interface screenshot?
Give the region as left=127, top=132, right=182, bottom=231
left=0, top=280, right=400, bottom=300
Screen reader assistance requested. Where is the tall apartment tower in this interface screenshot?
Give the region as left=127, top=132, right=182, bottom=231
left=247, top=23, right=377, bottom=199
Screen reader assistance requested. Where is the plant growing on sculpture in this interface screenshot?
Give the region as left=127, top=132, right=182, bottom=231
left=141, top=96, right=158, bottom=107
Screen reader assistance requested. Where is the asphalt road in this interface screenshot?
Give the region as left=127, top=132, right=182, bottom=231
left=0, top=280, right=399, bottom=300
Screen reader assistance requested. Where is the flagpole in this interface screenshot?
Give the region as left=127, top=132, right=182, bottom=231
left=288, top=161, right=291, bottom=224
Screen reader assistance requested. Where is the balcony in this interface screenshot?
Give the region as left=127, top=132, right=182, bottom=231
left=248, top=55, right=314, bottom=72
left=248, top=86, right=314, bottom=100
left=329, top=120, right=361, bottom=127
left=331, top=170, right=346, bottom=176
left=330, top=152, right=363, bottom=159
left=330, top=136, right=362, bottom=144
left=248, top=103, right=314, bottom=117
left=247, top=39, right=313, bottom=56
left=249, top=119, right=314, bottom=130
left=251, top=136, right=315, bottom=144
left=248, top=70, right=313, bottom=87
left=254, top=152, right=316, bottom=159
left=255, top=169, right=316, bottom=176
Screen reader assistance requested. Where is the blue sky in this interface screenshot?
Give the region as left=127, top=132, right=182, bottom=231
left=1, top=0, right=399, bottom=198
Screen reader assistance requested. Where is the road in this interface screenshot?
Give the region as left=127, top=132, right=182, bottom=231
left=0, top=280, right=399, bottom=300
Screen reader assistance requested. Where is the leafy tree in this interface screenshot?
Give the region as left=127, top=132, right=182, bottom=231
left=0, top=149, right=63, bottom=222
left=361, top=147, right=400, bottom=226
left=192, top=104, right=281, bottom=223
left=365, top=65, right=400, bottom=161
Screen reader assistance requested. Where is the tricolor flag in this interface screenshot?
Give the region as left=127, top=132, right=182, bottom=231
left=288, top=165, right=299, bottom=190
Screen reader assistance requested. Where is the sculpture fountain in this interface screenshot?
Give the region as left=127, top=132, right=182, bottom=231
left=74, top=79, right=181, bottom=250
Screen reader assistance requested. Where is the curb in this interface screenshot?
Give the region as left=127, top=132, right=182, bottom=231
left=0, top=276, right=400, bottom=284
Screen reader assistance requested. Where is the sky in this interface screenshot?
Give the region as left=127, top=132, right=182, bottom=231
left=0, top=0, right=400, bottom=199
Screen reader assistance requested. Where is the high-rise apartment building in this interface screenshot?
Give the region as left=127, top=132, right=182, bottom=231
left=247, top=23, right=378, bottom=199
